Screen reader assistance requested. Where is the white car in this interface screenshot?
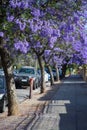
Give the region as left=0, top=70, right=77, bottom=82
left=44, top=71, right=49, bottom=82
left=37, top=70, right=50, bottom=82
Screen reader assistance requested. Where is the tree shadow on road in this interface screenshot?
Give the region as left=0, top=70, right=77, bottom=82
left=37, top=75, right=87, bottom=130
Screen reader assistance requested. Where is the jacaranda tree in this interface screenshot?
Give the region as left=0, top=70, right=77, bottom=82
left=0, top=0, right=87, bottom=116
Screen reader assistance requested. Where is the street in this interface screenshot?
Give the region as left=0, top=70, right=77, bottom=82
left=26, top=75, right=87, bottom=130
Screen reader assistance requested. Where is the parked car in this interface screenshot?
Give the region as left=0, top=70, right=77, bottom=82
left=0, top=69, right=4, bottom=75
left=14, top=66, right=40, bottom=89
left=12, top=69, right=19, bottom=76
left=52, top=69, right=57, bottom=80
left=37, top=69, right=50, bottom=82
left=45, top=68, right=57, bottom=80
left=59, top=68, right=62, bottom=79
left=0, top=74, right=7, bottom=113
left=45, top=71, right=51, bottom=82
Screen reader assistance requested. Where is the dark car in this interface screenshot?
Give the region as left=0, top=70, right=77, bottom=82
left=14, top=66, right=40, bottom=89
left=52, top=69, right=57, bottom=80
left=0, top=75, right=7, bottom=113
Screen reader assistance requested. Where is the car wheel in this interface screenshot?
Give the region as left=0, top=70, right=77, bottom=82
left=15, top=82, right=21, bottom=89
left=38, top=80, right=41, bottom=88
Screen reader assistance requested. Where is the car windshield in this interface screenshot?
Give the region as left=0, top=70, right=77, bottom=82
left=0, top=77, right=4, bottom=89
left=19, top=68, right=35, bottom=74
left=52, top=69, right=56, bottom=72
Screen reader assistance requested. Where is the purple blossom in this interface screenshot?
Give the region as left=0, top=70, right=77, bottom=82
left=72, top=41, right=82, bottom=52
left=46, top=7, right=55, bottom=15
left=53, top=29, right=60, bottom=37
left=34, top=41, right=42, bottom=48
left=15, top=19, right=20, bottom=24
left=31, top=8, right=41, bottom=18
left=49, top=43, right=54, bottom=48
left=42, top=26, right=53, bottom=37
left=10, top=1, right=16, bottom=8
left=44, top=50, right=51, bottom=56
left=14, top=39, right=30, bottom=53
left=29, top=19, right=42, bottom=33
left=73, top=13, right=79, bottom=23
left=0, top=32, right=4, bottom=37
left=84, top=10, right=87, bottom=18
left=20, top=1, right=29, bottom=9
left=15, top=19, right=26, bottom=31
left=9, top=0, right=29, bottom=9
left=84, top=36, right=87, bottom=43
left=7, top=15, right=14, bottom=22
left=67, top=24, right=74, bottom=31
left=49, top=36, right=57, bottom=44
left=19, top=22, right=26, bottom=31
left=24, top=2, right=29, bottom=9
left=54, top=48, right=62, bottom=52
left=59, top=22, right=66, bottom=31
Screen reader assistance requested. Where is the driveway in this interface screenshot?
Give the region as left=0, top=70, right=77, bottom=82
left=27, top=75, right=87, bottom=130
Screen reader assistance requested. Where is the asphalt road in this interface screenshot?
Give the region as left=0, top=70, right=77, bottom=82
left=26, top=75, right=87, bottom=130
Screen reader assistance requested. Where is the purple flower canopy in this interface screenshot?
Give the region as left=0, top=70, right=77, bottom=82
left=1, top=0, right=87, bottom=66
left=10, top=0, right=29, bottom=9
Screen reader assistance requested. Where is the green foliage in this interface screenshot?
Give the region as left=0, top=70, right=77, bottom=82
left=65, top=68, right=70, bottom=75
left=21, top=9, right=32, bottom=19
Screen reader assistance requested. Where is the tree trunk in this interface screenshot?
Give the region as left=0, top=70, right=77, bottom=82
left=47, top=65, right=54, bottom=85
left=83, top=66, right=87, bottom=81
left=0, top=46, right=19, bottom=116
left=37, top=55, right=46, bottom=93
left=55, top=64, right=60, bottom=81
left=62, top=64, right=67, bottom=78
left=83, top=66, right=86, bottom=80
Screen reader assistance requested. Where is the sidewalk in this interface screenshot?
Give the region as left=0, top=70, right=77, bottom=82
left=0, top=81, right=61, bottom=130
left=27, top=75, right=87, bottom=130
